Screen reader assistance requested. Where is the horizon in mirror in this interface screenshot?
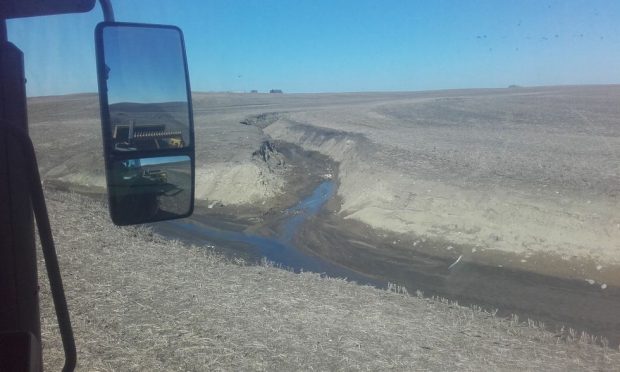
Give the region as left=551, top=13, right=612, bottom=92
left=101, top=24, right=191, bottom=152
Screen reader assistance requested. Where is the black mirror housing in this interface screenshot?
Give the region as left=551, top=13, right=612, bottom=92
left=95, top=22, right=195, bottom=226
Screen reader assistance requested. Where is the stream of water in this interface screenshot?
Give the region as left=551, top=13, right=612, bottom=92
left=156, top=180, right=620, bottom=346
left=167, top=181, right=385, bottom=287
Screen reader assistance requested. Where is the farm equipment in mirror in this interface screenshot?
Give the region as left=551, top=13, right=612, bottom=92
left=95, top=22, right=195, bottom=225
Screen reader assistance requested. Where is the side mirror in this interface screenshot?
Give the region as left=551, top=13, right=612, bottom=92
left=95, top=22, right=195, bottom=225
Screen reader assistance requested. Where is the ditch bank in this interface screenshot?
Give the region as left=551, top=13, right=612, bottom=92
left=44, top=112, right=620, bottom=346
left=156, top=113, right=620, bottom=346
left=263, top=116, right=620, bottom=287
left=165, top=173, right=620, bottom=347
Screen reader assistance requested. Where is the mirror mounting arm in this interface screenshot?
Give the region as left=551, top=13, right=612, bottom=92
left=98, top=0, right=115, bottom=22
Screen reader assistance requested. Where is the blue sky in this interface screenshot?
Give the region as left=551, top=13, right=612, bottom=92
left=7, top=0, right=620, bottom=96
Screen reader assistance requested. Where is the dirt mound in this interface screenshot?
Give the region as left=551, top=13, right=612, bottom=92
left=252, top=140, right=286, bottom=170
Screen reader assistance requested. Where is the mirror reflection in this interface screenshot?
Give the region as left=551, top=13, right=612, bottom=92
left=108, top=155, right=192, bottom=225
left=102, top=25, right=191, bottom=152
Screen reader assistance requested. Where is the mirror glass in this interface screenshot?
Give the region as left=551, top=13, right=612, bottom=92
left=108, top=155, right=192, bottom=225
left=96, top=23, right=195, bottom=225
left=101, top=24, right=192, bottom=152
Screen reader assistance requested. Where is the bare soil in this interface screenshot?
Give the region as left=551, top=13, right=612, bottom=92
left=259, top=86, right=620, bottom=285
left=28, top=87, right=620, bottom=367
left=38, top=190, right=620, bottom=371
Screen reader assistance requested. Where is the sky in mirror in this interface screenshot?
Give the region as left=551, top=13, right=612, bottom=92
left=103, top=26, right=188, bottom=104
left=139, top=155, right=190, bottom=166
left=7, top=0, right=620, bottom=95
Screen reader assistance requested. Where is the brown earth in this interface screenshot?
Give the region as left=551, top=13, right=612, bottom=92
left=28, top=86, right=620, bottom=350
left=38, top=190, right=620, bottom=371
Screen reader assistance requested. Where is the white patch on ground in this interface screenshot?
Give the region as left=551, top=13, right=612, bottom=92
left=57, top=172, right=106, bottom=188
left=264, top=88, right=620, bottom=266
left=195, top=163, right=284, bottom=205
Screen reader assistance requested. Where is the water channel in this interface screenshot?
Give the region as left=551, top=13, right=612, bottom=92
left=156, top=180, right=620, bottom=346
left=166, top=181, right=384, bottom=287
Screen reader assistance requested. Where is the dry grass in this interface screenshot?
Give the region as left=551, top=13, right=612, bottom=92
left=38, top=190, right=620, bottom=371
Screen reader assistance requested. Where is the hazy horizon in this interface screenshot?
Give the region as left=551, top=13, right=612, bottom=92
left=24, top=82, right=620, bottom=99
left=8, top=1, right=620, bottom=97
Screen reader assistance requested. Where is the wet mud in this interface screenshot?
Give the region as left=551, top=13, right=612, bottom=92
left=296, top=207, right=620, bottom=346
left=152, top=144, right=620, bottom=346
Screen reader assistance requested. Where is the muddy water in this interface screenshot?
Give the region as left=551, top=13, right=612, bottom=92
left=301, top=216, right=620, bottom=347
left=163, top=181, right=384, bottom=287
left=156, top=180, right=620, bottom=347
